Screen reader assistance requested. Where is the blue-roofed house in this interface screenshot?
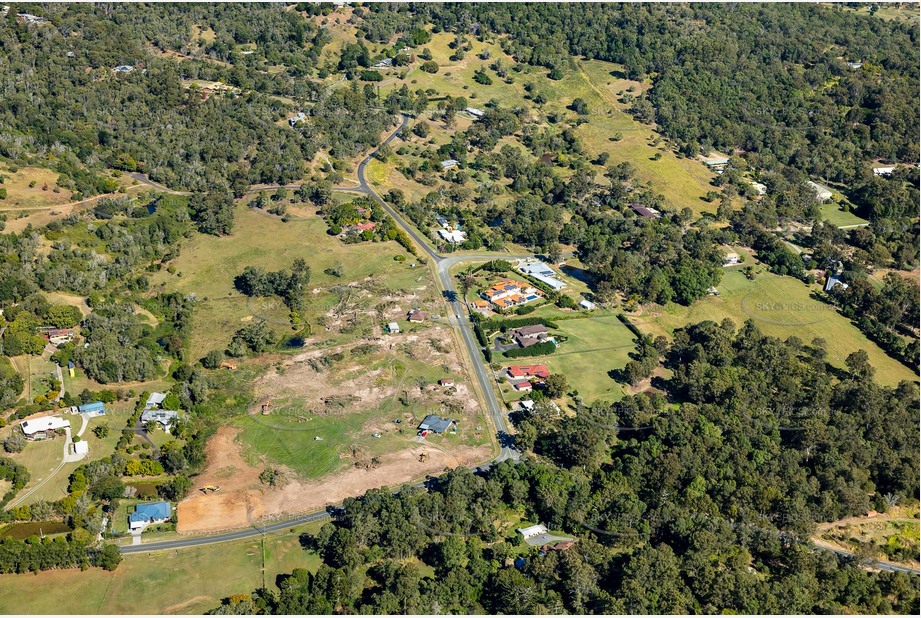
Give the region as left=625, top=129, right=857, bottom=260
left=129, top=501, right=171, bottom=530
left=77, top=401, right=106, bottom=417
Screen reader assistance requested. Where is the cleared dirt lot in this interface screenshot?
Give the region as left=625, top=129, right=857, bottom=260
left=177, top=426, right=489, bottom=533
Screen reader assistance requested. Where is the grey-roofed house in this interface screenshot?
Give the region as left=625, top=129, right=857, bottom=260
left=141, top=409, right=179, bottom=430
left=146, top=392, right=167, bottom=409
left=418, top=414, right=456, bottom=435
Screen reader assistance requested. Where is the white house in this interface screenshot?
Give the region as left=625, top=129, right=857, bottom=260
left=873, top=167, right=896, bottom=177
left=807, top=181, right=833, bottom=202
left=146, top=392, right=167, bottom=409
left=440, top=159, right=459, bottom=170
left=517, top=524, right=549, bottom=540
left=387, top=322, right=400, bottom=334
left=438, top=229, right=467, bottom=243
left=289, top=112, right=307, bottom=127
left=465, top=107, right=485, bottom=118
left=750, top=181, right=767, bottom=196
left=71, top=441, right=89, bottom=457
left=113, top=65, right=134, bottom=73
left=579, top=299, right=596, bottom=311
left=824, top=275, right=849, bottom=293
left=21, top=416, right=70, bottom=440
left=518, top=260, right=566, bottom=291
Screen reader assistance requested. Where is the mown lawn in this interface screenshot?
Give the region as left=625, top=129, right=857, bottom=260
left=818, top=202, right=869, bottom=228
left=634, top=267, right=918, bottom=386
left=542, top=315, right=638, bottom=405
left=0, top=522, right=324, bottom=615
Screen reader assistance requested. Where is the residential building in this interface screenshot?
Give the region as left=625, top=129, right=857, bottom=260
left=386, top=322, right=400, bottom=334
left=807, top=181, right=833, bottom=202
left=438, top=229, right=467, bottom=243
left=579, top=299, right=596, bottom=311
left=630, top=203, right=662, bottom=219
left=465, top=107, right=485, bottom=118
left=71, top=441, right=89, bottom=457
left=873, top=167, right=896, bottom=176
left=407, top=309, right=428, bottom=323
left=518, top=260, right=567, bottom=290
left=509, top=324, right=549, bottom=347
left=289, top=112, right=307, bottom=127
left=372, top=57, right=393, bottom=69
left=513, top=381, right=533, bottom=392
left=824, top=275, right=849, bottom=293
left=481, top=279, right=540, bottom=309
left=141, top=409, right=179, bottom=430
left=113, top=65, right=134, bottom=73
left=847, top=61, right=863, bottom=69
left=146, top=393, right=167, bottom=409
left=517, top=524, right=548, bottom=540
left=17, top=12, right=44, bottom=23
left=438, top=378, right=455, bottom=387
left=418, top=414, right=457, bottom=435
left=21, top=416, right=70, bottom=440
left=355, top=222, right=376, bottom=232
left=129, top=502, right=171, bottom=530
left=506, top=365, right=551, bottom=380
left=440, top=159, right=459, bottom=170
left=750, top=181, right=767, bottom=196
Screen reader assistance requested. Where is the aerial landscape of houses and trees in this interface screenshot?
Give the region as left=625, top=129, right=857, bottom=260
left=0, top=1, right=917, bottom=615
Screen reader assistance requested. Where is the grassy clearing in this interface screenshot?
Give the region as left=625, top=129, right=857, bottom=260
left=149, top=204, right=421, bottom=357
left=543, top=315, right=637, bottom=405
left=0, top=166, right=73, bottom=210
left=0, top=522, right=324, bottom=615
left=633, top=267, right=917, bottom=386
left=818, top=202, right=869, bottom=228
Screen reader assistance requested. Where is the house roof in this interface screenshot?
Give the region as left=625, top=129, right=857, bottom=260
left=511, top=325, right=547, bottom=337
left=418, top=414, right=456, bottom=434
left=73, top=441, right=89, bottom=455
left=517, top=524, right=548, bottom=538
left=141, top=409, right=179, bottom=425
left=387, top=322, right=400, bottom=332
left=129, top=501, right=170, bottom=523
left=630, top=203, right=662, bottom=218
left=514, top=381, right=533, bottom=391
left=507, top=365, right=550, bottom=379
left=579, top=299, right=596, bottom=309
left=78, top=401, right=105, bottom=413
left=356, top=222, right=376, bottom=231
left=21, top=416, right=70, bottom=435
left=146, top=392, right=167, bottom=407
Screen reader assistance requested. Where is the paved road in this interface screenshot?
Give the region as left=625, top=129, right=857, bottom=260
left=121, top=510, right=332, bottom=554
left=350, top=114, right=521, bottom=462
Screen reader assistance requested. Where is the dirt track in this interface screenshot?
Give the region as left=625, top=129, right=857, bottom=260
left=177, top=427, right=489, bottom=534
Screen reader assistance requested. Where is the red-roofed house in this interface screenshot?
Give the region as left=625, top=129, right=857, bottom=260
left=356, top=222, right=376, bottom=232
left=506, top=365, right=550, bottom=380
left=513, top=381, right=533, bottom=392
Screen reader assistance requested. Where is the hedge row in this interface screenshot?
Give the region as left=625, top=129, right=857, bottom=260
left=503, top=341, right=557, bottom=358
left=482, top=316, right=558, bottom=333
left=617, top=313, right=644, bottom=339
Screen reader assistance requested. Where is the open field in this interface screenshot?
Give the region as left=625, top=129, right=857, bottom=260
left=819, top=202, right=869, bottom=228
left=0, top=522, right=324, bottom=615
left=150, top=204, right=429, bottom=357
left=542, top=315, right=637, bottom=405
left=632, top=266, right=918, bottom=386
left=0, top=165, right=73, bottom=210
